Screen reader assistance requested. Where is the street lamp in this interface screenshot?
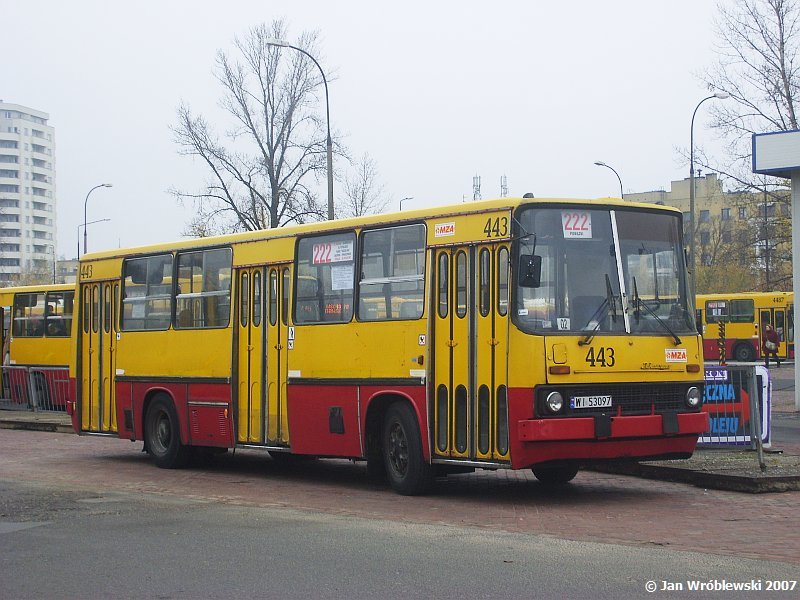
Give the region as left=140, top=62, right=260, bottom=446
left=265, top=38, right=334, bottom=221
left=83, top=183, right=112, bottom=256
left=689, top=92, right=730, bottom=294
left=78, top=218, right=111, bottom=260
left=400, top=197, right=413, bottom=210
left=594, top=161, right=624, bottom=199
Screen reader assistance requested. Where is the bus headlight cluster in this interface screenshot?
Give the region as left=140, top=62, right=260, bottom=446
left=544, top=391, right=564, bottom=414
left=685, top=386, right=701, bottom=408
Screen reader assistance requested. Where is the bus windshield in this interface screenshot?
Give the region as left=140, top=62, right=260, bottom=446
left=514, top=205, right=694, bottom=336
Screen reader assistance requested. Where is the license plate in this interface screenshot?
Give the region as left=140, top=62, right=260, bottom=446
left=570, top=395, right=612, bottom=409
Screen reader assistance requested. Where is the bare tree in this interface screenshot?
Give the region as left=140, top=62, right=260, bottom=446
left=703, top=0, right=800, bottom=161
left=695, top=0, right=799, bottom=286
left=171, top=20, right=341, bottom=234
left=337, top=153, right=390, bottom=219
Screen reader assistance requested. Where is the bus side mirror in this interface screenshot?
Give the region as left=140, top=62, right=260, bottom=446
left=518, top=254, right=542, bottom=288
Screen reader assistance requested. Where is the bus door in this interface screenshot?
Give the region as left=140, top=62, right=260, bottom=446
left=432, top=244, right=510, bottom=462
left=235, top=268, right=265, bottom=443
left=760, top=307, right=790, bottom=358
left=266, top=266, right=291, bottom=446
left=79, top=281, right=118, bottom=433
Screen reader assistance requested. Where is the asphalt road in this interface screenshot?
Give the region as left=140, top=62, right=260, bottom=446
left=1, top=428, right=799, bottom=599
left=1, top=479, right=798, bottom=600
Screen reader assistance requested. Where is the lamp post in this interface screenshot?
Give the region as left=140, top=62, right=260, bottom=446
left=593, top=161, right=624, bottom=199
left=78, top=218, right=111, bottom=260
left=83, top=183, right=112, bottom=256
left=689, top=92, right=729, bottom=294
left=48, top=244, right=56, bottom=284
left=400, top=197, right=413, bottom=210
left=265, top=38, right=334, bottom=221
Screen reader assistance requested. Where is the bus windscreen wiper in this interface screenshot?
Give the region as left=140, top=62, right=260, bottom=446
left=579, top=274, right=617, bottom=346
left=631, top=276, right=681, bottom=346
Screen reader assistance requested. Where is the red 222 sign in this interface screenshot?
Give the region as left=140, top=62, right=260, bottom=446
left=561, top=211, right=592, bottom=238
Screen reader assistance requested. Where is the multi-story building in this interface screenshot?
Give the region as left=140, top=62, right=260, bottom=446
left=0, top=101, right=57, bottom=284
left=626, top=173, right=792, bottom=290
left=626, top=173, right=745, bottom=266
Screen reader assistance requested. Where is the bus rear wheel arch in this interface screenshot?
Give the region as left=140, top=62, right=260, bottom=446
left=144, top=393, right=191, bottom=469
left=381, top=401, right=434, bottom=495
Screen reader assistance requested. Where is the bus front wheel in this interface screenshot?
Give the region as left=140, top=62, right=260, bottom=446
left=144, top=395, right=191, bottom=469
left=382, top=403, right=434, bottom=495
left=532, top=464, right=579, bottom=484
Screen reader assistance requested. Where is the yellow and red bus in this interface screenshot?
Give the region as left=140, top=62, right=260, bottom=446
left=1, top=283, right=75, bottom=409
left=696, top=292, right=794, bottom=362
left=67, top=197, right=707, bottom=494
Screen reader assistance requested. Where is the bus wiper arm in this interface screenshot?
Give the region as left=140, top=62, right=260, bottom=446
left=605, top=273, right=617, bottom=323
left=632, top=277, right=641, bottom=322
left=578, top=274, right=616, bottom=346
left=637, top=295, right=682, bottom=346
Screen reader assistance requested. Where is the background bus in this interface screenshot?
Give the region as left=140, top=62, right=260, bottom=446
left=1, top=283, right=75, bottom=410
left=696, top=292, right=794, bottom=362
left=68, top=197, right=707, bottom=495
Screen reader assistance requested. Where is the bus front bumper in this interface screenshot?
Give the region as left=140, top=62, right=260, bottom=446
left=518, top=412, right=709, bottom=442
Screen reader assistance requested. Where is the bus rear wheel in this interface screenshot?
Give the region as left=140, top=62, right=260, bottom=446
left=532, top=464, right=579, bottom=484
left=144, top=395, right=191, bottom=469
left=733, top=342, right=756, bottom=362
left=382, top=403, right=434, bottom=495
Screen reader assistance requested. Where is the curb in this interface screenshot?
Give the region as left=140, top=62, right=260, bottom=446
left=0, top=419, right=74, bottom=434
left=589, top=462, right=800, bottom=493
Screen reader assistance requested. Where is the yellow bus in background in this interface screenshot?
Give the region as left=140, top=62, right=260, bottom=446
left=68, top=197, right=708, bottom=495
left=696, top=292, right=794, bottom=362
left=1, top=283, right=75, bottom=409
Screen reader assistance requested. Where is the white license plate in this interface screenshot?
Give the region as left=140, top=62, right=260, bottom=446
left=570, top=395, right=612, bottom=409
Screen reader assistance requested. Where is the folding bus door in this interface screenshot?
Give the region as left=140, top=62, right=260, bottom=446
left=236, top=268, right=265, bottom=443
left=432, top=244, right=510, bottom=462
left=79, top=281, right=118, bottom=433
left=266, top=265, right=291, bottom=446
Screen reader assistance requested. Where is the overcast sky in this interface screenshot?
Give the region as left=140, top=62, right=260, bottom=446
left=2, top=0, right=735, bottom=259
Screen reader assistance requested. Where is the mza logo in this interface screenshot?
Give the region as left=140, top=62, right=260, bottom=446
left=434, top=222, right=456, bottom=237
left=665, top=348, right=687, bottom=362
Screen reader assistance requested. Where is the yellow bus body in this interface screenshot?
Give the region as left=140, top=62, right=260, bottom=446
left=697, top=291, right=794, bottom=362
left=68, top=197, right=708, bottom=494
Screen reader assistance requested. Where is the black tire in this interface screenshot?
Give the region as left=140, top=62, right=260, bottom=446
left=532, top=464, right=579, bottom=484
left=144, top=394, right=191, bottom=469
left=382, top=402, right=434, bottom=495
left=733, top=343, right=756, bottom=362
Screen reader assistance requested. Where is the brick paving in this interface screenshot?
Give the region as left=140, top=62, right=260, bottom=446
left=1, top=428, right=798, bottom=566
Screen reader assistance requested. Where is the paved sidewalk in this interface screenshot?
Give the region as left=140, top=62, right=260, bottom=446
left=2, top=405, right=798, bottom=494
left=3, top=361, right=798, bottom=492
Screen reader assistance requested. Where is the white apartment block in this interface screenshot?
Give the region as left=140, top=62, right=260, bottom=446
left=0, top=101, right=57, bottom=284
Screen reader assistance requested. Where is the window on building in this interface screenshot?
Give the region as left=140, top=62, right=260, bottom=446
left=699, top=209, right=710, bottom=223
left=700, top=231, right=711, bottom=245
left=721, top=207, right=731, bottom=220
left=739, top=206, right=747, bottom=219
left=722, top=230, right=732, bottom=243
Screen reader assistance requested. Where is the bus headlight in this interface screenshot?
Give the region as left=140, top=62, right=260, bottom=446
left=685, top=386, right=701, bottom=408
left=544, top=391, right=564, bottom=414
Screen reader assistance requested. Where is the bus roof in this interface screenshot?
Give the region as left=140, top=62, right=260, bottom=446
left=80, top=196, right=683, bottom=262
